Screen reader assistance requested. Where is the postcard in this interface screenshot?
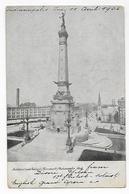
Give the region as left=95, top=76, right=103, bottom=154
left=6, top=6, right=125, bottom=188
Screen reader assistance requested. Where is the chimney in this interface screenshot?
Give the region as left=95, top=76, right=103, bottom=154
left=16, top=88, right=20, bottom=107
left=98, top=92, right=101, bottom=107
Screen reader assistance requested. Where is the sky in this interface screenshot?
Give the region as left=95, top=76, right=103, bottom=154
left=6, top=6, right=125, bottom=106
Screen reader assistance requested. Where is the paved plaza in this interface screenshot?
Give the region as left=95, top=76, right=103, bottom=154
left=8, top=128, right=112, bottom=161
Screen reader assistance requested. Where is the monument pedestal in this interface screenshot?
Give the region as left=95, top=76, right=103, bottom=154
left=51, top=96, right=74, bottom=131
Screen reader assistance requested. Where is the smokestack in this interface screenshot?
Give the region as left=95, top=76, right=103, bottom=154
left=16, top=88, right=20, bottom=107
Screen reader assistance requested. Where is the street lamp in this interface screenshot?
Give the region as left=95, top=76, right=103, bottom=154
left=21, top=117, right=25, bottom=131
left=85, top=110, right=88, bottom=129
left=25, top=109, right=31, bottom=141
left=66, top=103, right=73, bottom=153
left=85, top=110, right=90, bottom=137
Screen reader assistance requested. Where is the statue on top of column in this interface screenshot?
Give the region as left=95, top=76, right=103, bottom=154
left=60, top=12, right=65, bottom=27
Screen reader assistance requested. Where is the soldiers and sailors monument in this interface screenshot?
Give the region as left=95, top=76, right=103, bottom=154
left=51, top=13, right=74, bottom=131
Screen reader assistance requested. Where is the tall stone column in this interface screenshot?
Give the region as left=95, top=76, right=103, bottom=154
left=51, top=13, right=74, bottom=131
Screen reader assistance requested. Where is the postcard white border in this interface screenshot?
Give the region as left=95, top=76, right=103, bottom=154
left=0, top=0, right=129, bottom=193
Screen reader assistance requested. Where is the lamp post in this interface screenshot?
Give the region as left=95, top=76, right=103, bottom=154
left=66, top=103, right=73, bottom=153
left=25, top=109, right=31, bottom=141
left=85, top=110, right=90, bottom=137
left=85, top=110, right=88, bottom=129
left=21, top=117, right=25, bottom=131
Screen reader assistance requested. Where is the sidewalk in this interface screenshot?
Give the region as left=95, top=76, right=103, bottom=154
left=8, top=129, right=84, bottom=161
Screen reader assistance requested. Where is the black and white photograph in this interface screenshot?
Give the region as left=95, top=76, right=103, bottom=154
left=6, top=5, right=126, bottom=188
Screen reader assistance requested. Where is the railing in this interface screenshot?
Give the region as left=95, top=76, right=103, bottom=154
left=7, top=114, right=50, bottom=120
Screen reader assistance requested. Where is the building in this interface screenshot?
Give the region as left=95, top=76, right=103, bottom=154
left=102, top=106, right=119, bottom=123
left=112, top=99, right=116, bottom=106
left=118, top=97, right=125, bottom=125
left=7, top=88, right=51, bottom=120
left=20, top=102, right=36, bottom=107
left=51, top=13, right=74, bottom=130
left=96, top=93, right=120, bottom=123
left=7, top=106, right=51, bottom=120
left=74, top=103, right=97, bottom=118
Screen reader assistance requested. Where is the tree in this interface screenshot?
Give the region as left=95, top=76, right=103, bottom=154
left=108, top=113, right=112, bottom=122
